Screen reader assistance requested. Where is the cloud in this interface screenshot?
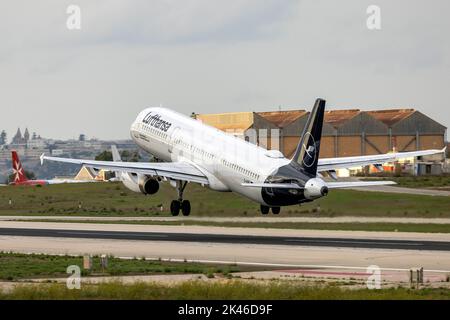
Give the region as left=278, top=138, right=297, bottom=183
left=0, top=0, right=297, bottom=54
left=0, top=0, right=448, bottom=140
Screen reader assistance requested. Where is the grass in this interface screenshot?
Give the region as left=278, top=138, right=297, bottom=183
left=1, top=281, right=450, bottom=300
left=0, top=252, right=245, bottom=281
left=0, top=182, right=449, bottom=217
left=23, top=219, right=450, bottom=233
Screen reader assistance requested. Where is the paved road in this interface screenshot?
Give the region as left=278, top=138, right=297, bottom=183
left=1, top=227, right=449, bottom=251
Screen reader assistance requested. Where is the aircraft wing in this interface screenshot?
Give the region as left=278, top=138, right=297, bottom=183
left=241, top=181, right=396, bottom=189
left=317, top=147, right=445, bottom=172
left=41, top=155, right=209, bottom=185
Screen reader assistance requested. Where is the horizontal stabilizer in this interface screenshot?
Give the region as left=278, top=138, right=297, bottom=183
left=242, top=180, right=396, bottom=189
left=326, top=181, right=396, bottom=189
left=318, top=147, right=446, bottom=172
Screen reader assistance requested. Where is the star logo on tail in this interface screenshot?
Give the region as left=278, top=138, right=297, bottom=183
left=301, top=132, right=317, bottom=168
left=13, top=161, right=23, bottom=182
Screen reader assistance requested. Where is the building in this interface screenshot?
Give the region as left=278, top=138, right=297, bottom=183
left=11, top=128, right=27, bottom=145
left=74, top=166, right=111, bottom=181
left=196, top=107, right=447, bottom=176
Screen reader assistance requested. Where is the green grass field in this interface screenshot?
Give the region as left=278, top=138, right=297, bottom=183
left=1, top=253, right=449, bottom=299
left=2, top=281, right=450, bottom=300
left=0, top=252, right=248, bottom=281
left=0, top=182, right=449, bottom=217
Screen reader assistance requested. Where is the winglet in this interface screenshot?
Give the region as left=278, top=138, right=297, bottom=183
left=111, top=145, right=122, bottom=162
left=40, top=153, right=45, bottom=165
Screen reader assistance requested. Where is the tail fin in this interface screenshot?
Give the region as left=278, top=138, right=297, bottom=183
left=291, top=98, right=326, bottom=177
left=11, top=150, right=27, bottom=183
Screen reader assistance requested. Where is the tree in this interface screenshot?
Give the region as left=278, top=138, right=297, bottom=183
left=95, top=149, right=141, bottom=162
left=0, top=130, right=6, bottom=145
left=95, top=150, right=112, bottom=161
left=120, top=150, right=140, bottom=162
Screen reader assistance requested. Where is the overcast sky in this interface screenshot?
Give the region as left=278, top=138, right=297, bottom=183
left=0, top=0, right=449, bottom=140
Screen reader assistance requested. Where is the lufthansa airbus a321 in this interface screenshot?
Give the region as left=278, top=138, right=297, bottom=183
left=41, top=99, right=445, bottom=216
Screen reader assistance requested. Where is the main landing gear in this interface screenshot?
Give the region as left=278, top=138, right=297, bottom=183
left=170, top=181, right=191, bottom=216
left=260, top=205, right=281, bottom=215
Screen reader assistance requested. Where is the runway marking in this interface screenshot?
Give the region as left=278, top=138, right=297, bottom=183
left=57, top=231, right=169, bottom=238
left=285, top=239, right=422, bottom=246
left=116, top=256, right=450, bottom=273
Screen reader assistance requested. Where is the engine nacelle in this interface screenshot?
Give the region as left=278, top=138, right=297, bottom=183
left=304, top=178, right=329, bottom=200
left=138, top=176, right=160, bottom=195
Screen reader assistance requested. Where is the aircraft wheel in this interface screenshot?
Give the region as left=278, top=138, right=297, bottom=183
left=271, top=207, right=281, bottom=215
left=170, top=200, right=180, bottom=216
left=181, top=200, right=191, bottom=216
left=260, top=205, right=270, bottom=215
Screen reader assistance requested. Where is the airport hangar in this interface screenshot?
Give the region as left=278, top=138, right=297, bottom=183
left=196, top=108, right=447, bottom=176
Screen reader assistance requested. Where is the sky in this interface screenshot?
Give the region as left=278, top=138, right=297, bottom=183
left=0, top=0, right=449, bottom=140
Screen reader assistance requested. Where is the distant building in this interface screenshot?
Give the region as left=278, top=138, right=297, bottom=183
left=74, top=166, right=111, bottom=181
left=11, top=127, right=43, bottom=149
left=74, top=166, right=98, bottom=181
left=23, top=128, right=30, bottom=142
left=11, top=128, right=27, bottom=145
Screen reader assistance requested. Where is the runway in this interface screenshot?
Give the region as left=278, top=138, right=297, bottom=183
left=0, top=227, right=449, bottom=251
left=1, top=221, right=449, bottom=272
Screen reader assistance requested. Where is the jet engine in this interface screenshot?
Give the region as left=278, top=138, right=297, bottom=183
left=304, top=178, right=329, bottom=200
left=138, top=176, right=160, bottom=195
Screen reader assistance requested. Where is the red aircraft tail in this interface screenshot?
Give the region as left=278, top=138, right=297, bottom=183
left=11, top=150, right=27, bottom=183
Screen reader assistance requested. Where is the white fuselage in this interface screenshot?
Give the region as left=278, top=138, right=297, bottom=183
left=129, top=107, right=291, bottom=205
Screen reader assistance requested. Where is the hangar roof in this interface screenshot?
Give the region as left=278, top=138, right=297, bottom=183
left=257, top=110, right=307, bottom=128
left=324, top=109, right=361, bottom=128
left=367, top=109, right=415, bottom=127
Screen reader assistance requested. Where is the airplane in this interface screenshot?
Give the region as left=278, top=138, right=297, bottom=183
left=41, top=99, right=446, bottom=216
left=9, top=150, right=92, bottom=186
